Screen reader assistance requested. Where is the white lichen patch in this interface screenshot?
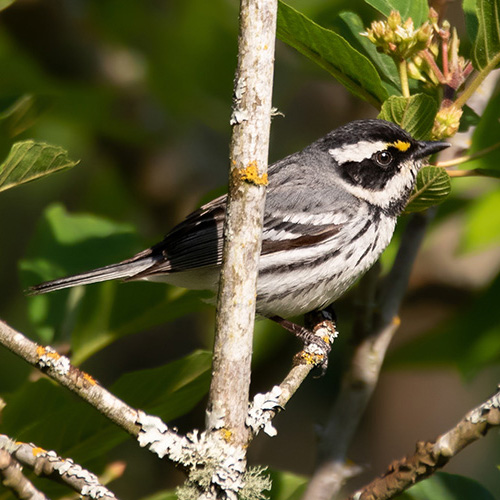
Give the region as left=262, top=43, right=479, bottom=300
left=36, top=346, right=71, bottom=376
left=247, top=386, right=282, bottom=437
left=136, top=411, right=247, bottom=499
left=467, top=391, right=500, bottom=424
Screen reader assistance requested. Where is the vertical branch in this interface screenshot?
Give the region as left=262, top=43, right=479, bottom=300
left=206, top=0, right=278, bottom=448
left=303, top=211, right=434, bottom=500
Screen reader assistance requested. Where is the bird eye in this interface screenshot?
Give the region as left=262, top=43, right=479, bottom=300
left=375, top=150, right=393, bottom=167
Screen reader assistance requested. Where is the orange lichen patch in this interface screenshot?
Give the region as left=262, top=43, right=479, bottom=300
left=388, top=140, right=411, bottom=152
left=32, top=446, right=46, bottom=456
left=221, top=428, right=233, bottom=443
left=83, top=372, right=97, bottom=385
left=36, top=345, right=61, bottom=360
left=238, top=161, right=268, bottom=186
left=298, top=351, right=322, bottom=366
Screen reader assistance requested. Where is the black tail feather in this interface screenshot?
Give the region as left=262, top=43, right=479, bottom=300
left=27, top=258, right=156, bottom=295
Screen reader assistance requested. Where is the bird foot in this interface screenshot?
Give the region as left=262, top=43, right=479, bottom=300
left=270, top=308, right=338, bottom=375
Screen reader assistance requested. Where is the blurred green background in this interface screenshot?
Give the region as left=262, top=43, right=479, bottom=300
left=0, top=0, right=499, bottom=498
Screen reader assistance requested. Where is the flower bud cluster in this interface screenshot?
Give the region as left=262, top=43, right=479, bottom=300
left=432, top=105, right=463, bottom=139
left=362, top=11, right=432, bottom=60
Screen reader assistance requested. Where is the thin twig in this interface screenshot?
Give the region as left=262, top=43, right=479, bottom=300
left=451, top=168, right=500, bottom=179
left=0, top=320, right=140, bottom=436
left=246, top=311, right=338, bottom=439
left=421, top=49, right=446, bottom=84
left=0, top=436, right=118, bottom=500
left=0, top=448, right=48, bottom=500
left=0, top=321, right=254, bottom=498
left=436, top=141, right=500, bottom=169
left=348, top=385, right=500, bottom=500
left=454, top=52, right=500, bottom=110
left=398, top=59, right=410, bottom=98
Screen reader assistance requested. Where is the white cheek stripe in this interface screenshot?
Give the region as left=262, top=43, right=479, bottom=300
left=335, top=159, right=420, bottom=208
left=329, top=141, right=387, bottom=165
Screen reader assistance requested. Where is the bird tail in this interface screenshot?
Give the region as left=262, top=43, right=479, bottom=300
left=26, top=256, right=157, bottom=295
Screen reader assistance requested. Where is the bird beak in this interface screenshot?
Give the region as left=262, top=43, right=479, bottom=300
left=415, top=140, right=450, bottom=160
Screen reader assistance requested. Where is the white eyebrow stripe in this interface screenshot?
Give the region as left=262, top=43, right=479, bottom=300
left=328, top=140, right=387, bottom=165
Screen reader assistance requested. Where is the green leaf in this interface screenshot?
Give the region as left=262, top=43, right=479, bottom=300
left=458, top=105, right=481, bottom=132
left=0, top=0, right=15, bottom=11
left=363, top=0, right=429, bottom=25
left=70, top=284, right=210, bottom=365
left=463, top=0, right=479, bottom=43
left=378, top=94, right=437, bottom=139
left=461, top=189, right=500, bottom=253
left=405, top=166, right=451, bottom=213
left=0, top=140, right=78, bottom=193
left=277, top=1, right=388, bottom=107
left=331, top=11, right=400, bottom=96
left=472, top=0, right=500, bottom=71
left=20, top=203, right=138, bottom=281
left=111, top=350, right=211, bottom=420
left=20, top=204, right=210, bottom=361
left=460, top=90, right=500, bottom=172
left=268, top=470, right=308, bottom=500
left=20, top=204, right=140, bottom=344
left=396, top=472, right=496, bottom=500
left=2, top=351, right=211, bottom=466
left=1, top=378, right=107, bottom=459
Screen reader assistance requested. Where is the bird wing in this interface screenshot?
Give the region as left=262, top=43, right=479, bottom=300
left=261, top=220, right=342, bottom=255
left=260, top=177, right=350, bottom=255
left=131, top=194, right=227, bottom=278
left=134, top=160, right=356, bottom=278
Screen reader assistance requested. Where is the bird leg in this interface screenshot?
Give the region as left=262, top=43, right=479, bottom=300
left=269, top=307, right=337, bottom=373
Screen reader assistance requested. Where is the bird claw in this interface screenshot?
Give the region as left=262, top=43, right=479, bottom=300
left=295, top=337, right=331, bottom=376
left=269, top=309, right=338, bottom=375
left=296, top=309, right=338, bottom=375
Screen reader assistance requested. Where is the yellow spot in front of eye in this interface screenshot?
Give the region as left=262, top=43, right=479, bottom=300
left=387, top=140, right=411, bottom=152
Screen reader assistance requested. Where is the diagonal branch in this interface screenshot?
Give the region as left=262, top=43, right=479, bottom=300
left=302, top=210, right=435, bottom=500
left=0, top=320, right=256, bottom=498
left=348, top=385, right=500, bottom=500
left=246, top=310, right=338, bottom=439
left=0, top=435, right=118, bottom=500
left=0, top=448, right=48, bottom=500
left=0, top=320, right=140, bottom=436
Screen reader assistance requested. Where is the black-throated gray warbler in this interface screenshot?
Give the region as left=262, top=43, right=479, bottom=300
left=29, top=119, right=448, bottom=349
